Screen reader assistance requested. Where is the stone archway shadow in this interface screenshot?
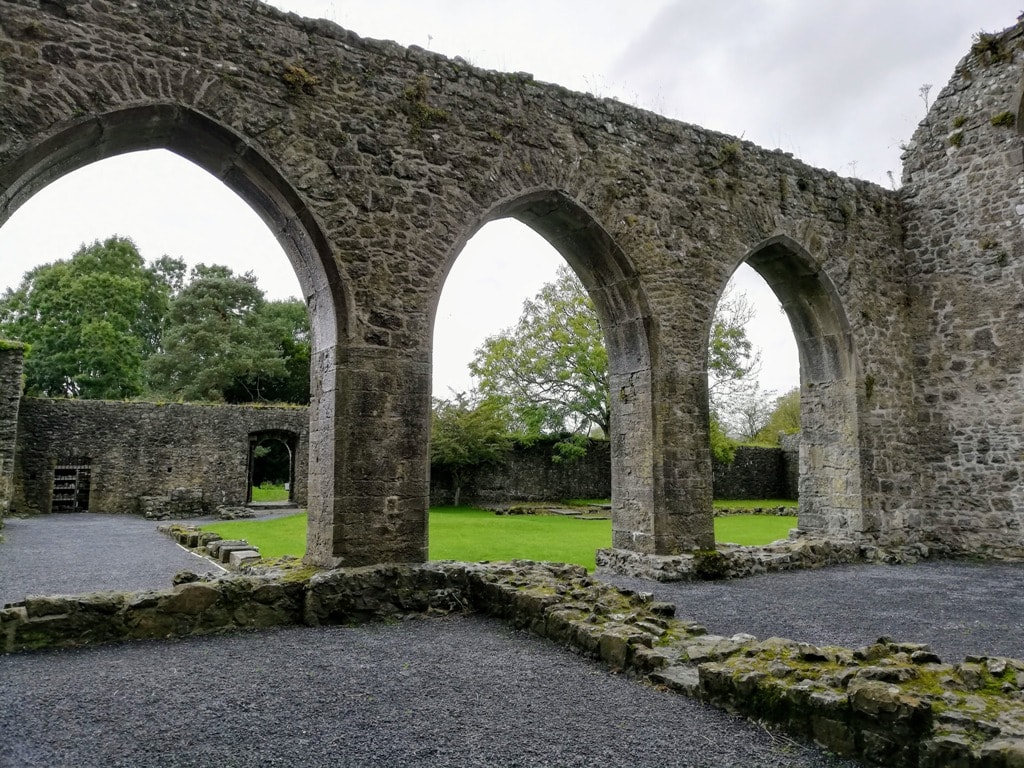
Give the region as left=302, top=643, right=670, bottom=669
left=0, top=104, right=347, bottom=555
left=741, top=234, right=863, bottom=537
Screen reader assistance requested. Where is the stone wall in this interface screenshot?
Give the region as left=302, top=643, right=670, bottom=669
left=0, top=0, right=914, bottom=564
left=900, top=24, right=1024, bottom=557
left=0, top=343, right=25, bottom=525
left=12, top=399, right=308, bottom=516
left=2, top=560, right=1021, bottom=766
left=712, top=445, right=796, bottom=500
left=430, top=440, right=794, bottom=505
left=430, top=439, right=612, bottom=505
left=0, top=2, right=1021, bottom=563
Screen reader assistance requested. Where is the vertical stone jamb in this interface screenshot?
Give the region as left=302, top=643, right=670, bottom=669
left=650, top=362, right=717, bottom=553
left=305, top=344, right=430, bottom=567
left=0, top=342, right=26, bottom=526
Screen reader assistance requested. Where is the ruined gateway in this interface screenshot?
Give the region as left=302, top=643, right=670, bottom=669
left=0, top=2, right=1021, bottom=568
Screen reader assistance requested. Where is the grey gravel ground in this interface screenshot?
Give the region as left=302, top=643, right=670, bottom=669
left=602, top=560, right=1024, bottom=664
left=1, top=513, right=1021, bottom=767
left=1, top=617, right=859, bottom=768
left=0, top=513, right=222, bottom=605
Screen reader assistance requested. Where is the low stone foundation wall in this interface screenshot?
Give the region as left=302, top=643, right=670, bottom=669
left=2, top=560, right=1022, bottom=766
left=595, top=537, right=938, bottom=582
left=714, top=505, right=794, bottom=517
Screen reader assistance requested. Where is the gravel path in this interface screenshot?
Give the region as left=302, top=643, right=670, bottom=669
left=602, top=560, right=1024, bottom=664
left=2, top=513, right=1022, bottom=767
left=1, top=617, right=858, bottom=768
left=0, top=514, right=222, bottom=605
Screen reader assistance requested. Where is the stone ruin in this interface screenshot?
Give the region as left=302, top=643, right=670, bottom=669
left=0, top=1, right=1021, bottom=569
left=2, top=5, right=1024, bottom=763
left=1, top=556, right=1021, bottom=767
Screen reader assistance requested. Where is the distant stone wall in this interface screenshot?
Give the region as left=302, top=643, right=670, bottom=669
left=712, top=446, right=796, bottom=501
left=0, top=344, right=25, bottom=524
left=780, top=433, right=800, bottom=501
left=12, top=399, right=308, bottom=516
left=431, top=440, right=794, bottom=504
left=430, top=439, right=612, bottom=505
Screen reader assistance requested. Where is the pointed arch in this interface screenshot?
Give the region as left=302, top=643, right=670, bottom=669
left=0, top=105, right=347, bottom=348
left=0, top=104, right=347, bottom=557
left=739, top=234, right=864, bottom=536
left=436, top=189, right=676, bottom=554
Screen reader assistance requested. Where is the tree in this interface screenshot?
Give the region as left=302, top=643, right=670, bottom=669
left=728, top=383, right=777, bottom=441
left=0, top=237, right=177, bottom=399
left=468, top=265, right=765, bottom=461
left=707, top=283, right=770, bottom=435
left=223, top=298, right=311, bottom=404
left=470, top=265, right=609, bottom=438
left=146, top=265, right=288, bottom=402
left=430, top=394, right=513, bottom=506
left=753, top=388, right=801, bottom=445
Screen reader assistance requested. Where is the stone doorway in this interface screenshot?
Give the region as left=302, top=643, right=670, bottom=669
left=51, top=458, right=91, bottom=513
left=247, top=432, right=297, bottom=505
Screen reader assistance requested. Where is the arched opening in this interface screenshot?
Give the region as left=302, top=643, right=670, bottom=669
left=736, top=235, right=863, bottom=536
left=0, top=104, right=345, bottom=558
left=430, top=218, right=610, bottom=564
left=433, top=190, right=673, bottom=558
left=707, top=263, right=800, bottom=516
left=248, top=431, right=298, bottom=505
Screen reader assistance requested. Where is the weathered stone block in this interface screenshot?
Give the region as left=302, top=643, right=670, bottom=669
left=228, top=550, right=261, bottom=567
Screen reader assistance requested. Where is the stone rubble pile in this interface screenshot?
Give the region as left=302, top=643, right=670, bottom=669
left=160, top=524, right=261, bottom=568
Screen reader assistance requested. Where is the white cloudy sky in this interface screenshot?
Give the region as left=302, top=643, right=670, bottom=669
left=0, top=1, right=1020, bottom=399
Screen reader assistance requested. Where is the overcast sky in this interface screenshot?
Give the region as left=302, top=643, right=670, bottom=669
left=0, top=1, right=1020, bottom=400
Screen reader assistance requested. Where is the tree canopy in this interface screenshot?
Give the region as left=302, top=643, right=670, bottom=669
left=752, top=388, right=801, bottom=445
left=146, top=264, right=304, bottom=403
left=0, top=240, right=310, bottom=405
left=0, top=236, right=176, bottom=399
left=467, top=265, right=772, bottom=455
left=470, top=265, right=609, bottom=438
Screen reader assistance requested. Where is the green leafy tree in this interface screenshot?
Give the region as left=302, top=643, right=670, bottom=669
left=468, top=265, right=763, bottom=462
left=223, top=299, right=310, bottom=404
left=707, top=284, right=768, bottom=435
left=753, top=388, right=801, bottom=445
left=146, top=265, right=287, bottom=402
left=0, top=237, right=177, bottom=399
left=470, top=265, right=609, bottom=438
left=430, top=394, right=513, bottom=506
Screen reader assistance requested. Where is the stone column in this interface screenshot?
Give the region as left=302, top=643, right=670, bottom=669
left=0, top=342, right=26, bottom=524
left=650, top=364, right=717, bottom=554
left=304, top=344, right=431, bottom=567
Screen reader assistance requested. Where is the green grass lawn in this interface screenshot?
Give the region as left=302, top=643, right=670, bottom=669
left=714, top=514, right=797, bottom=546
left=201, top=505, right=798, bottom=570
left=203, top=512, right=308, bottom=559
left=714, top=498, right=797, bottom=509
left=250, top=483, right=290, bottom=502
left=429, top=506, right=609, bottom=569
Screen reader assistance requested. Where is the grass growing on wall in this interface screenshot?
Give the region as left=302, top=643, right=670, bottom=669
left=201, top=506, right=798, bottom=570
